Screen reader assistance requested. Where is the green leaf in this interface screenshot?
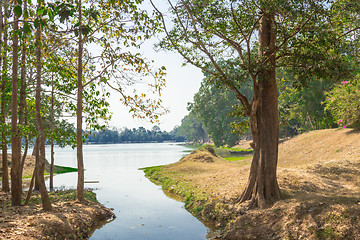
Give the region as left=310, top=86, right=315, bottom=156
left=14, top=6, right=22, bottom=18
left=37, top=7, right=46, bottom=16
left=23, top=22, right=32, bottom=34
left=34, top=18, right=39, bottom=28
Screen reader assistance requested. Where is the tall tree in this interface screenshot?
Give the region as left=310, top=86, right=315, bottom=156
left=18, top=0, right=30, bottom=177
left=76, top=0, right=85, bottom=202
left=10, top=0, right=22, bottom=206
left=34, top=0, right=52, bottom=210
left=49, top=78, right=55, bottom=190
left=0, top=0, right=10, bottom=192
left=69, top=0, right=167, bottom=201
left=152, top=0, right=356, bottom=208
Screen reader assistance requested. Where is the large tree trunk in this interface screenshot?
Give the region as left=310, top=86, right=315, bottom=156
left=76, top=0, right=85, bottom=202
left=10, top=1, right=22, bottom=206
left=239, top=11, right=280, bottom=208
left=0, top=0, right=10, bottom=192
left=35, top=5, right=52, bottom=211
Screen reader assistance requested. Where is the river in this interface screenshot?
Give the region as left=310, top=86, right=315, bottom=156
left=45, top=143, right=213, bottom=240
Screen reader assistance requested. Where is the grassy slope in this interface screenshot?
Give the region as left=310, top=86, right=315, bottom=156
left=144, top=128, right=360, bottom=239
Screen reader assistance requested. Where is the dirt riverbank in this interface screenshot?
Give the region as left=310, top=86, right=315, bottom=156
left=0, top=155, right=115, bottom=239
left=144, top=128, right=360, bottom=239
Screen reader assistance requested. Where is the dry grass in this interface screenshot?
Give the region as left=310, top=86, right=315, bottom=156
left=145, top=128, right=360, bottom=240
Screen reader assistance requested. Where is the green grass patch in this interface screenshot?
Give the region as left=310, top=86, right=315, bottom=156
left=140, top=165, right=165, bottom=173
left=224, top=156, right=252, bottom=161
left=220, top=146, right=254, bottom=152
left=53, top=165, right=78, bottom=174
left=23, top=174, right=33, bottom=179
left=142, top=165, right=209, bottom=212
left=24, top=189, right=98, bottom=205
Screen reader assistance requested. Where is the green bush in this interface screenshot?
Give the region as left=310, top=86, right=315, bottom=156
left=325, top=76, right=360, bottom=128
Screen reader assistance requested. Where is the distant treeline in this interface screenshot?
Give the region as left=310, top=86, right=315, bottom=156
left=85, top=126, right=185, bottom=144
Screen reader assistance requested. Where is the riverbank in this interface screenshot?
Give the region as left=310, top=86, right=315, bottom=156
left=0, top=155, right=115, bottom=239
left=144, top=128, right=360, bottom=239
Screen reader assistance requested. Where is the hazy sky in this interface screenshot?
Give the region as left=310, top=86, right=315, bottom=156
left=106, top=1, right=204, bottom=132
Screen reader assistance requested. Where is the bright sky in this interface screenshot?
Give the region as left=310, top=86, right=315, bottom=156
left=107, top=46, right=203, bottom=132
left=106, top=1, right=204, bottom=132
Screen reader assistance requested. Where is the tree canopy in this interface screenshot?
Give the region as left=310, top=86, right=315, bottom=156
left=152, top=0, right=360, bottom=208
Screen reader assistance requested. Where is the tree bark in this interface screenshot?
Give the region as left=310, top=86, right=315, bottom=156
left=76, top=0, right=85, bottom=202
left=10, top=1, right=22, bottom=206
left=33, top=137, right=40, bottom=191
left=50, top=80, right=55, bottom=190
left=19, top=0, right=28, bottom=180
left=24, top=163, right=37, bottom=206
left=32, top=138, right=39, bottom=157
left=0, top=0, right=9, bottom=192
left=35, top=5, right=52, bottom=211
left=239, top=11, right=280, bottom=208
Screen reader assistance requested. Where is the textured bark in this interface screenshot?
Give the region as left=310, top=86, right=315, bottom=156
left=76, top=0, right=85, bottom=202
left=20, top=139, right=29, bottom=174
left=24, top=157, right=37, bottom=206
left=239, top=11, right=280, bottom=208
left=35, top=7, right=52, bottom=211
left=0, top=0, right=9, bottom=192
left=10, top=2, right=22, bottom=206
left=33, top=138, right=40, bottom=191
left=32, top=138, right=39, bottom=157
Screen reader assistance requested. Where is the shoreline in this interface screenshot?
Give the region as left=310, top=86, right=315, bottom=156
left=143, top=129, right=360, bottom=239
left=0, top=190, right=115, bottom=239
left=0, top=154, right=115, bottom=239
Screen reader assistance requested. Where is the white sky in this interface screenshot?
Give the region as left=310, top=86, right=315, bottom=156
left=106, top=1, right=204, bottom=132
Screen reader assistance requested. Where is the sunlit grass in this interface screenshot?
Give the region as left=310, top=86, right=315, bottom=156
left=224, top=156, right=252, bottom=161
left=24, top=189, right=98, bottom=205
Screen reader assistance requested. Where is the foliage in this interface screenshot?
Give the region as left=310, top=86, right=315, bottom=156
left=1, top=0, right=168, bottom=206
left=278, top=70, right=337, bottom=135
left=85, top=126, right=184, bottom=144
left=189, top=71, right=253, bottom=147
left=324, top=75, right=360, bottom=128
left=176, top=112, right=208, bottom=144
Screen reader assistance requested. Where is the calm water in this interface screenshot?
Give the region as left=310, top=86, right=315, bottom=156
left=45, top=143, right=212, bottom=240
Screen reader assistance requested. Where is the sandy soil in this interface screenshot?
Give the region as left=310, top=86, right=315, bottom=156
left=144, top=128, right=360, bottom=239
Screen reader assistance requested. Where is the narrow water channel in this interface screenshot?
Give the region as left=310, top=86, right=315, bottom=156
left=45, top=143, right=213, bottom=239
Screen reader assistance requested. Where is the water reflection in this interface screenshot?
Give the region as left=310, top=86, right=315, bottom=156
left=45, top=143, right=214, bottom=240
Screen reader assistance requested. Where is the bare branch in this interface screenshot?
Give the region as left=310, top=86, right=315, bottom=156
left=268, top=14, right=313, bottom=63
left=338, top=26, right=360, bottom=39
